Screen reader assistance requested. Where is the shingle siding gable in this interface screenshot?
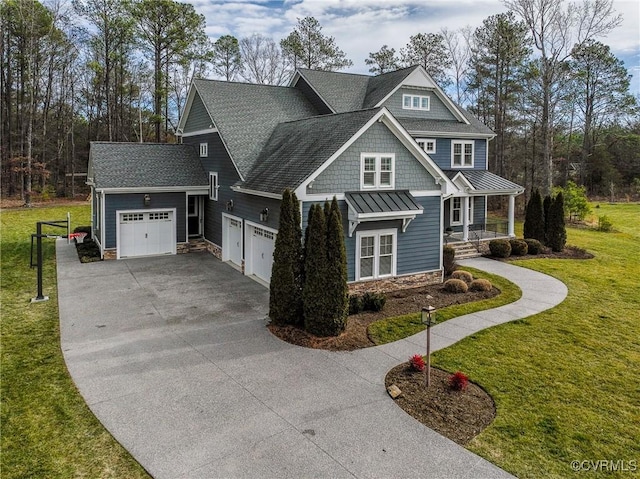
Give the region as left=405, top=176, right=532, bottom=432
left=183, top=92, right=213, bottom=133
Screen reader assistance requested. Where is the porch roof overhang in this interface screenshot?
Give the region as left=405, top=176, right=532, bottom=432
left=345, top=190, right=423, bottom=237
left=444, top=170, right=524, bottom=195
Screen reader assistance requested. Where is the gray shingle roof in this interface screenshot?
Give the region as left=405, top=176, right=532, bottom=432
left=362, top=66, right=419, bottom=108
left=239, top=109, right=381, bottom=194
left=297, top=69, right=370, bottom=113
left=194, top=79, right=318, bottom=178
left=445, top=169, right=523, bottom=192
left=89, top=142, right=208, bottom=189
left=345, top=190, right=423, bottom=214
left=398, top=111, right=495, bottom=137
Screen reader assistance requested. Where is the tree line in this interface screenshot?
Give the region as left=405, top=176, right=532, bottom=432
left=2, top=0, right=638, bottom=206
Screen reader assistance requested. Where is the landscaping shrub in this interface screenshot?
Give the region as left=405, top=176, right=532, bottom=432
left=451, top=270, right=473, bottom=283
left=509, top=239, right=529, bottom=256
left=524, top=238, right=543, bottom=255
left=303, top=204, right=329, bottom=335
left=324, top=197, right=348, bottom=334
left=362, top=291, right=386, bottom=312
left=443, top=245, right=457, bottom=276
left=523, top=189, right=545, bottom=242
left=444, top=278, right=468, bottom=293
left=409, top=354, right=425, bottom=372
left=597, top=215, right=613, bottom=232
left=75, top=239, right=101, bottom=263
left=449, top=371, right=469, bottom=391
left=547, top=192, right=567, bottom=252
left=348, top=295, right=363, bottom=315
left=469, top=278, right=492, bottom=292
left=489, top=239, right=511, bottom=258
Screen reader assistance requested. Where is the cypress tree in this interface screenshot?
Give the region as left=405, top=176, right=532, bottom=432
left=303, top=204, right=328, bottom=335
left=269, top=189, right=303, bottom=325
left=547, top=192, right=567, bottom=252
left=543, top=194, right=552, bottom=243
left=324, top=197, right=348, bottom=335
left=523, top=189, right=545, bottom=242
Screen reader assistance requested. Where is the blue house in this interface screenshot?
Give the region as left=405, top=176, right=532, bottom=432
left=88, top=65, right=523, bottom=288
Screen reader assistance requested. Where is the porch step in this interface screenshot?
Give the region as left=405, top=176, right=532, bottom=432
left=449, top=241, right=482, bottom=259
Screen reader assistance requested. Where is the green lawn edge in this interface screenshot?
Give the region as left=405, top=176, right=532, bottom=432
left=1, top=205, right=150, bottom=479
left=368, top=267, right=522, bottom=345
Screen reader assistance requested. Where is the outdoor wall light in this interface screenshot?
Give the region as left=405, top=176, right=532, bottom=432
left=259, top=208, right=269, bottom=222
left=421, top=305, right=437, bottom=387
left=143, top=194, right=151, bottom=206
left=226, top=199, right=234, bottom=211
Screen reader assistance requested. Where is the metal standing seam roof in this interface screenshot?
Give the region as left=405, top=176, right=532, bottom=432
left=193, top=79, right=319, bottom=178
left=345, top=190, right=423, bottom=215
left=89, top=142, right=208, bottom=189
left=445, top=169, right=523, bottom=192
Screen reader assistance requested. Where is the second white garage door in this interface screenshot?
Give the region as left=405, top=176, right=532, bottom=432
left=246, top=223, right=276, bottom=284
left=118, top=210, right=176, bottom=259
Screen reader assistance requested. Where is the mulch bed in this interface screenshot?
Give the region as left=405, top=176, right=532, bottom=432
left=268, top=284, right=499, bottom=351
left=385, top=364, right=496, bottom=445
left=496, top=245, right=594, bottom=261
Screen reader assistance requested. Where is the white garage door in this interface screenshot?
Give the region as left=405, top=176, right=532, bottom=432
left=247, top=224, right=276, bottom=284
left=118, top=210, right=175, bottom=258
left=223, top=215, right=243, bottom=268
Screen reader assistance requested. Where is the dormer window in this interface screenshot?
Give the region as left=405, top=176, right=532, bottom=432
left=361, top=153, right=394, bottom=189
left=417, top=138, right=436, bottom=154
left=403, top=94, right=430, bottom=111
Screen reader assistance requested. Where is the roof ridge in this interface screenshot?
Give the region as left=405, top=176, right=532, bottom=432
left=194, top=78, right=291, bottom=90
left=276, top=107, right=381, bottom=126
left=298, top=68, right=370, bottom=79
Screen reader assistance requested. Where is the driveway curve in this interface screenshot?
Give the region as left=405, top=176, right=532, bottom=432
left=57, top=241, right=566, bottom=479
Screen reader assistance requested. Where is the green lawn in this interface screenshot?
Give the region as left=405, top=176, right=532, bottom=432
left=1, top=204, right=149, bottom=479
left=433, top=204, right=640, bottom=478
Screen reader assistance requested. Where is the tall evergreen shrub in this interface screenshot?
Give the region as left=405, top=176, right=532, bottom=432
left=303, top=204, right=329, bottom=335
left=543, top=194, right=552, bottom=243
left=523, top=189, right=545, bottom=242
left=269, top=189, right=303, bottom=325
left=547, top=192, right=567, bottom=252
left=324, top=197, right=348, bottom=335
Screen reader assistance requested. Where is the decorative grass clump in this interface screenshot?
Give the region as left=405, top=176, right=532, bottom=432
left=489, top=239, right=511, bottom=258
left=444, top=278, right=468, bottom=293
left=524, top=238, right=543, bottom=255
left=469, top=278, right=492, bottom=292
left=509, top=239, right=529, bottom=256
left=451, top=270, right=474, bottom=283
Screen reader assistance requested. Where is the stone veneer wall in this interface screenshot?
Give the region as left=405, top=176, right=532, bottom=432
left=103, top=249, right=116, bottom=260
left=348, top=270, right=443, bottom=294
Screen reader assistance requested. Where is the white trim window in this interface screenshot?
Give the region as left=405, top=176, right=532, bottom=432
left=402, top=94, right=430, bottom=111
left=451, top=197, right=474, bottom=226
left=452, top=140, right=474, bottom=167
left=416, top=138, right=436, bottom=154
left=356, top=229, right=397, bottom=280
left=361, top=153, right=395, bottom=189
left=209, top=172, right=219, bottom=201
left=200, top=142, right=208, bottom=157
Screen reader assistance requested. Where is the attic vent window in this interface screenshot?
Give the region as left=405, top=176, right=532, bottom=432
left=200, top=143, right=208, bottom=157
left=403, top=94, right=430, bottom=111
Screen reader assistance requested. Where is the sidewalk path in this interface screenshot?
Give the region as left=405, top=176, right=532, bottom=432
left=57, top=242, right=567, bottom=479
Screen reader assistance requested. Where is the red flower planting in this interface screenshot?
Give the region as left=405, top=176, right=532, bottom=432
left=409, top=354, right=425, bottom=372
left=449, top=371, right=469, bottom=391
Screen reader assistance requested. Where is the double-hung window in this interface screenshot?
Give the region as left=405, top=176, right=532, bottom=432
left=402, top=94, right=430, bottom=111
left=451, top=197, right=473, bottom=226
left=416, top=138, right=436, bottom=154
left=356, top=230, right=397, bottom=280
left=452, top=141, right=474, bottom=167
left=209, top=172, right=219, bottom=201
left=361, top=153, right=394, bottom=189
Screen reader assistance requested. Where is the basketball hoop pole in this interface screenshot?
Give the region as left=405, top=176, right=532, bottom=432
left=31, top=214, right=71, bottom=303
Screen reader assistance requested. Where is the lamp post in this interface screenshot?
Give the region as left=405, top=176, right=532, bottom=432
left=421, top=305, right=436, bottom=387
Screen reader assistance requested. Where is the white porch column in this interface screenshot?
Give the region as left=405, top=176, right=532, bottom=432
left=508, top=194, right=515, bottom=237
left=462, top=196, right=469, bottom=241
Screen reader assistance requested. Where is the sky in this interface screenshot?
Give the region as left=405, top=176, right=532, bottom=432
left=188, top=0, right=640, bottom=96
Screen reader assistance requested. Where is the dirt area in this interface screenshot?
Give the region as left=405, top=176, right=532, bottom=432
left=385, top=364, right=496, bottom=445
left=268, top=284, right=500, bottom=351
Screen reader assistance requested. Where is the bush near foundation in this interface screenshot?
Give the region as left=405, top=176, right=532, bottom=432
left=524, top=238, right=543, bottom=255
left=443, top=245, right=457, bottom=276
left=444, top=278, right=468, bottom=293
left=509, top=239, right=529, bottom=256
left=489, top=239, right=511, bottom=258
left=469, top=278, right=492, bottom=292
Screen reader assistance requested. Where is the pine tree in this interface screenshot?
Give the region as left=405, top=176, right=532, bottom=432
left=546, top=193, right=567, bottom=252
left=324, top=197, right=348, bottom=335
left=523, top=189, right=545, bottom=242
left=303, top=204, right=328, bottom=336
left=269, top=189, right=302, bottom=325
left=543, top=194, right=552, bottom=243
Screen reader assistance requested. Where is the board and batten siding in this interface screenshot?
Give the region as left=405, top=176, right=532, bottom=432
left=302, top=196, right=441, bottom=282
left=383, top=87, right=458, bottom=121
left=309, top=122, right=439, bottom=195
left=103, top=192, right=186, bottom=248
left=425, top=138, right=487, bottom=171
left=183, top=92, right=213, bottom=133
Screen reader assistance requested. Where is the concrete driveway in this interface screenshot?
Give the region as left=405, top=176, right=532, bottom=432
left=57, top=241, right=522, bottom=479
